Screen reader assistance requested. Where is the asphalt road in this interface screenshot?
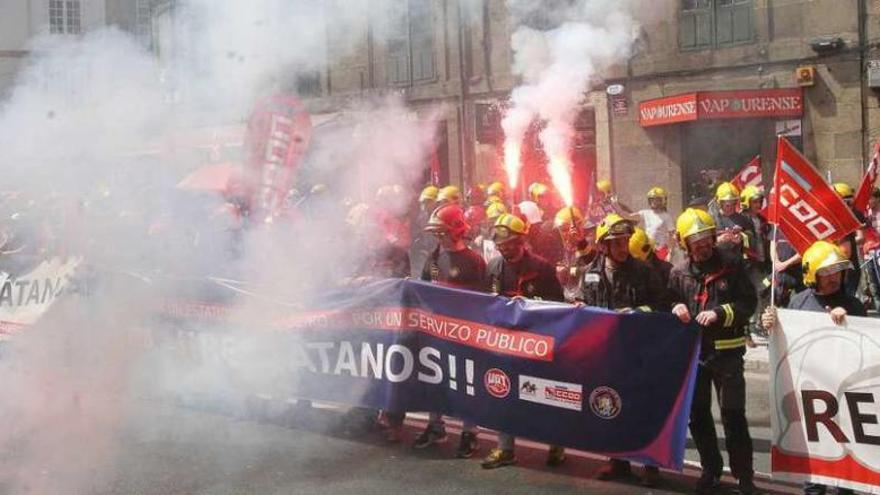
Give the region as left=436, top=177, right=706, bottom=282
left=0, top=396, right=800, bottom=495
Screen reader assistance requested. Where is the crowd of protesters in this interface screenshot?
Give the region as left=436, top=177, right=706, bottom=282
left=1, top=172, right=879, bottom=495
left=338, top=176, right=879, bottom=495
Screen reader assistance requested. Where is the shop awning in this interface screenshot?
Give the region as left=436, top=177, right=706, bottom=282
left=638, top=88, right=803, bottom=127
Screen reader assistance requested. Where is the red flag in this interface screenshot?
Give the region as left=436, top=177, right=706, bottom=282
left=768, top=137, right=861, bottom=254
left=853, top=141, right=880, bottom=214
left=731, top=155, right=762, bottom=191
left=244, top=94, right=313, bottom=221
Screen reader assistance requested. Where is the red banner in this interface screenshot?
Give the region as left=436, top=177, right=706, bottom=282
left=639, top=89, right=803, bottom=127
left=768, top=137, right=861, bottom=254
left=731, top=155, right=763, bottom=191
left=853, top=141, right=880, bottom=214
left=244, top=94, right=313, bottom=220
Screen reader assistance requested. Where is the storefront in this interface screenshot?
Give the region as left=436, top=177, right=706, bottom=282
left=638, top=88, right=804, bottom=201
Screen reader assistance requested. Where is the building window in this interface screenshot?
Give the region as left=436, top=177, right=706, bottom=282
left=387, top=0, right=436, bottom=85
left=295, top=71, right=322, bottom=97
left=49, top=0, right=82, bottom=35
left=680, top=0, right=753, bottom=50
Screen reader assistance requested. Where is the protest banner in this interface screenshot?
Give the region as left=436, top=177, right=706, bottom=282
left=771, top=309, right=880, bottom=493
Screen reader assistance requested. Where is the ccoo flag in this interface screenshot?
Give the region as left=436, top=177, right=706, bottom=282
left=768, top=137, right=861, bottom=254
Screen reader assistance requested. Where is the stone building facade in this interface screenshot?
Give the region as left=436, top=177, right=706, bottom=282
left=596, top=0, right=880, bottom=212
left=143, top=0, right=878, bottom=211
left=306, top=0, right=879, bottom=212
left=0, top=0, right=156, bottom=100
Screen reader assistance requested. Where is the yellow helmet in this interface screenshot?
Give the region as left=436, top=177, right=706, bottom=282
left=487, top=181, right=506, bottom=197
left=419, top=185, right=439, bottom=203
left=528, top=182, right=549, bottom=202
left=740, top=185, right=764, bottom=209
left=310, top=183, right=329, bottom=195
left=647, top=186, right=667, bottom=201
left=628, top=227, right=655, bottom=261
left=596, top=179, right=613, bottom=196
left=715, top=182, right=740, bottom=202
left=484, top=194, right=504, bottom=207
left=833, top=182, right=854, bottom=199
left=485, top=201, right=508, bottom=220
left=676, top=208, right=716, bottom=248
left=596, top=213, right=635, bottom=243
left=437, top=185, right=462, bottom=203
left=345, top=202, right=371, bottom=228
left=492, top=213, right=528, bottom=244
left=802, top=240, right=853, bottom=286
left=553, top=206, right=584, bottom=229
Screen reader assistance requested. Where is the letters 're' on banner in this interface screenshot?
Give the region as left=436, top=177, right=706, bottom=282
left=768, top=137, right=861, bottom=254
left=771, top=309, right=880, bottom=494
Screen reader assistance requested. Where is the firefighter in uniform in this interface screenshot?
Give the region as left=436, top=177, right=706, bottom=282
left=761, top=240, right=865, bottom=495
left=410, top=186, right=440, bottom=275
left=554, top=206, right=597, bottom=302
left=668, top=208, right=759, bottom=495
left=523, top=196, right=564, bottom=265
left=582, top=215, right=666, bottom=487
left=589, top=179, right=632, bottom=224
left=486, top=181, right=507, bottom=203
left=415, top=203, right=486, bottom=458
left=712, top=182, right=756, bottom=260
left=481, top=213, right=566, bottom=469
left=740, top=185, right=771, bottom=339
left=833, top=182, right=864, bottom=299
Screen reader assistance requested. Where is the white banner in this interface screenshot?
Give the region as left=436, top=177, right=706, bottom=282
left=0, top=256, right=81, bottom=340
left=771, top=309, right=880, bottom=493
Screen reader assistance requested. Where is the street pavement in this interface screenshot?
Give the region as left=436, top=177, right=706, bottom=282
left=0, top=394, right=802, bottom=495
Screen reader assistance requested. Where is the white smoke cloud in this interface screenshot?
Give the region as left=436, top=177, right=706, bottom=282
left=501, top=0, right=637, bottom=197
left=0, top=0, right=437, bottom=492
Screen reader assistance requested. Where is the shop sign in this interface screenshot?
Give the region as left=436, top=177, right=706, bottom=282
left=639, top=88, right=803, bottom=127
left=638, top=93, right=698, bottom=127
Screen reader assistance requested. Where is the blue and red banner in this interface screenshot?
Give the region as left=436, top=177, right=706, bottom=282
left=158, top=278, right=701, bottom=470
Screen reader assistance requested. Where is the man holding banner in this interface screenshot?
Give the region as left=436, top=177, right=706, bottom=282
left=582, top=213, right=666, bottom=487
left=762, top=137, right=871, bottom=494
left=762, top=241, right=865, bottom=495
left=416, top=203, right=486, bottom=457
left=482, top=212, right=567, bottom=469
left=668, top=208, right=758, bottom=495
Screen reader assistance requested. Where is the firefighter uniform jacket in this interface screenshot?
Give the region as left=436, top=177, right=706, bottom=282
left=487, top=250, right=564, bottom=302
left=579, top=254, right=664, bottom=311
left=667, top=249, right=757, bottom=356
left=421, top=246, right=487, bottom=291
left=713, top=212, right=755, bottom=260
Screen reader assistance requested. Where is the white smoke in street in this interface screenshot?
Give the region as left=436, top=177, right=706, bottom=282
left=0, top=0, right=437, bottom=492
left=501, top=0, right=637, bottom=200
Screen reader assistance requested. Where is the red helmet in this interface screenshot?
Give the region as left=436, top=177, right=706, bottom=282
left=466, top=186, right=487, bottom=206
left=425, top=203, right=469, bottom=240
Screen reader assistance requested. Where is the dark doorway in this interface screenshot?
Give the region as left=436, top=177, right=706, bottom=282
left=681, top=119, right=771, bottom=202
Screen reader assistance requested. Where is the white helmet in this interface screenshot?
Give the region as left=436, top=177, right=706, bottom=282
left=517, top=200, right=543, bottom=225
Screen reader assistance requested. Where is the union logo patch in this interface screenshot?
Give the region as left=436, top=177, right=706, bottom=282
left=589, top=386, right=622, bottom=420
